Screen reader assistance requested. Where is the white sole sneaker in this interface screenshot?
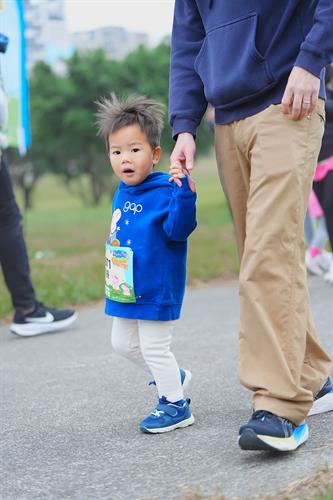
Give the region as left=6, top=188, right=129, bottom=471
left=10, top=312, right=78, bottom=337
left=238, top=422, right=309, bottom=452
left=141, top=414, right=195, bottom=434
left=308, top=390, right=333, bottom=416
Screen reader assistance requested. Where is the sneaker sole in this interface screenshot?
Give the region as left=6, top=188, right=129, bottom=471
left=238, top=425, right=308, bottom=452
left=308, top=390, right=333, bottom=416
left=140, top=414, right=195, bottom=434
left=10, top=313, right=78, bottom=337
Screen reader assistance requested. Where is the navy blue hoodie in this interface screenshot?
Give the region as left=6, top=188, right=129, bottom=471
left=169, top=0, right=333, bottom=137
left=105, top=172, right=197, bottom=321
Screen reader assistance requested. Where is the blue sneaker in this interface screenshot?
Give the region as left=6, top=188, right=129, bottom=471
left=148, top=369, right=192, bottom=392
left=140, top=397, right=195, bottom=434
left=238, top=410, right=308, bottom=452
left=308, top=377, right=333, bottom=416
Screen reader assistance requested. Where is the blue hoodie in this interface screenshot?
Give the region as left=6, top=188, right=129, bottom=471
left=105, top=172, right=197, bottom=321
left=169, top=0, right=333, bottom=137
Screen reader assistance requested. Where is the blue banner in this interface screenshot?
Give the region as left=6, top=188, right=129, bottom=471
left=0, top=0, right=31, bottom=154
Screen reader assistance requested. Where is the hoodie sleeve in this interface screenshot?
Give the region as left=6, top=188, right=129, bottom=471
left=294, top=0, right=333, bottom=77
left=169, top=0, right=208, bottom=140
left=162, top=177, right=197, bottom=242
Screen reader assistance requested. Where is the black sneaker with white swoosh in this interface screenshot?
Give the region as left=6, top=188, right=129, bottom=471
left=10, top=301, right=77, bottom=336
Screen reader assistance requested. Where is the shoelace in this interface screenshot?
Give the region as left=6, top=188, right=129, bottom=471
left=252, top=410, right=295, bottom=437
left=252, top=410, right=274, bottom=421
left=253, top=410, right=290, bottom=423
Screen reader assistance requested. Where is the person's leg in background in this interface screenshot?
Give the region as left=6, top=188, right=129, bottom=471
left=311, top=217, right=330, bottom=250
left=305, top=189, right=330, bottom=276
left=313, top=171, right=333, bottom=283
left=0, top=152, right=77, bottom=336
left=304, top=210, right=314, bottom=247
left=0, top=153, right=36, bottom=311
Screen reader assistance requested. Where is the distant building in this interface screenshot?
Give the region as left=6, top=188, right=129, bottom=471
left=24, top=0, right=149, bottom=74
left=24, top=0, right=73, bottom=74
left=71, top=26, right=148, bottom=61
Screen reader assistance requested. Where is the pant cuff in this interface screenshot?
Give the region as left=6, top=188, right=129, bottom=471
left=253, top=393, right=313, bottom=425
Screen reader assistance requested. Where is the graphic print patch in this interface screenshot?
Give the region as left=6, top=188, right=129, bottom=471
left=105, top=243, right=136, bottom=303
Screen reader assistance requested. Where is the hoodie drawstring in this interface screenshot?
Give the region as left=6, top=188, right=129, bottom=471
left=209, top=0, right=213, bottom=8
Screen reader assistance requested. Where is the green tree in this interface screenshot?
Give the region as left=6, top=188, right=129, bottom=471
left=30, top=52, right=117, bottom=204
left=27, top=42, right=213, bottom=206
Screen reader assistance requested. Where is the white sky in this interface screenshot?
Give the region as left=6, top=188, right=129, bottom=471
left=64, top=0, right=175, bottom=44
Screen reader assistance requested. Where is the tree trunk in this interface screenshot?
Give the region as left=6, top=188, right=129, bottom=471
left=23, top=186, right=33, bottom=210
left=90, top=172, right=103, bottom=205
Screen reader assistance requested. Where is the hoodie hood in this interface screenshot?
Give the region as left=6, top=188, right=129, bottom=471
left=118, top=171, right=171, bottom=195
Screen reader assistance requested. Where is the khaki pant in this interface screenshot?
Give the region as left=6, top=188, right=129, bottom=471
left=215, top=100, right=331, bottom=424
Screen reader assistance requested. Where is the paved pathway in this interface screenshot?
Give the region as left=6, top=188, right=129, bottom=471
left=1, top=277, right=332, bottom=499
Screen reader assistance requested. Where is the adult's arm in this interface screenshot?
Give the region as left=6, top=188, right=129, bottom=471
left=282, top=0, right=333, bottom=120
left=169, top=0, right=208, bottom=140
left=294, top=0, right=333, bottom=78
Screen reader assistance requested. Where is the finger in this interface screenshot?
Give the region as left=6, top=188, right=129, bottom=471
left=188, top=177, right=196, bottom=193
left=291, top=92, right=302, bottom=120
left=170, top=155, right=186, bottom=171
left=281, top=86, right=293, bottom=115
left=169, top=176, right=182, bottom=187
left=185, top=153, right=194, bottom=171
left=309, top=90, right=318, bottom=115
left=300, top=95, right=312, bottom=120
left=172, top=173, right=185, bottom=179
left=170, top=160, right=182, bottom=168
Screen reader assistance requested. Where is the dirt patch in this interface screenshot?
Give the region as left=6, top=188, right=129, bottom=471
left=266, top=467, right=333, bottom=500
left=180, top=467, right=333, bottom=499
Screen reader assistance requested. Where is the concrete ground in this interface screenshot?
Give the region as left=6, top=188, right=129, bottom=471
left=1, top=277, right=332, bottom=500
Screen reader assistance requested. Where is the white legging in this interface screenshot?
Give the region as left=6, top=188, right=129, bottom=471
left=111, top=317, right=184, bottom=403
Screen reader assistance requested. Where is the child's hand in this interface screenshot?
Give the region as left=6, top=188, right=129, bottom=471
left=169, top=161, right=185, bottom=187
left=169, top=161, right=196, bottom=192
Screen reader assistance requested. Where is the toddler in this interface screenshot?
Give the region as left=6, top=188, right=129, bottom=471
left=96, top=94, right=197, bottom=433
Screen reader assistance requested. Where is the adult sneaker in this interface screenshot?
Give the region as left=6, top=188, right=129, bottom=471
left=238, top=410, right=308, bottom=452
left=10, top=301, right=77, bottom=337
left=149, top=368, right=192, bottom=392
left=308, top=377, right=333, bottom=416
left=140, top=397, right=194, bottom=434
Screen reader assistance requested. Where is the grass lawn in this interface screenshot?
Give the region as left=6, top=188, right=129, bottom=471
left=0, top=154, right=238, bottom=318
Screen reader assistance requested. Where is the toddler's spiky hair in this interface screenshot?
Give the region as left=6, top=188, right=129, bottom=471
left=96, top=93, right=164, bottom=150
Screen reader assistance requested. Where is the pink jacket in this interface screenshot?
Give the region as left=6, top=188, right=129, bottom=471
left=314, top=155, right=333, bottom=182
left=308, top=190, right=323, bottom=218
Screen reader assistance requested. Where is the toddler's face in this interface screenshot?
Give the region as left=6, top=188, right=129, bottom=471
left=108, top=124, right=161, bottom=186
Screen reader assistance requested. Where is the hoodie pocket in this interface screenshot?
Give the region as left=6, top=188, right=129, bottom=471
left=194, top=13, right=274, bottom=108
